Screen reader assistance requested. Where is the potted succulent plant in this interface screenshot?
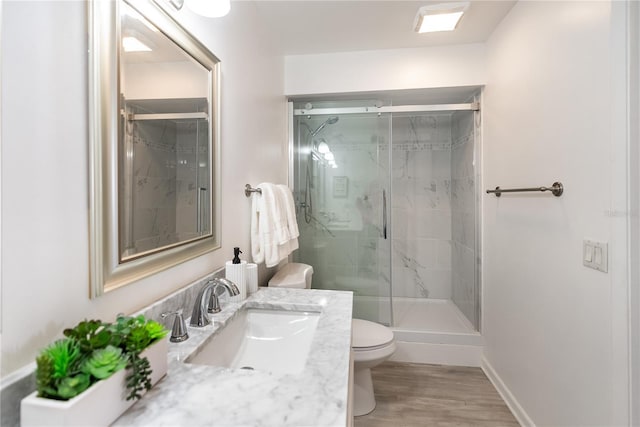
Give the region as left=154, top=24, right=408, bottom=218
left=21, top=315, right=169, bottom=426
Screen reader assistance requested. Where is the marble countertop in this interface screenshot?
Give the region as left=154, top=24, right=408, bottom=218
left=114, top=288, right=353, bottom=427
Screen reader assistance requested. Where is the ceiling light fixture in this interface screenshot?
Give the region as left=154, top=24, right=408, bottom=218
left=122, top=36, right=152, bottom=52
left=414, top=2, right=469, bottom=33
left=186, top=0, right=230, bottom=18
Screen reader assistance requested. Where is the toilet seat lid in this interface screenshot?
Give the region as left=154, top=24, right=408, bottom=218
left=352, top=319, right=394, bottom=349
left=268, top=263, right=313, bottom=288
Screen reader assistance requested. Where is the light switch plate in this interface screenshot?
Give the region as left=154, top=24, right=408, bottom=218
left=583, top=239, right=608, bottom=273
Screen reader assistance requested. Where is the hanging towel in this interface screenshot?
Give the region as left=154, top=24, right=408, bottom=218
left=251, top=183, right=278, bottom=266
left=250, top=191, right=265, bottom=264
left=277, top=184, right=299, bottom=252
left=250, top=183, right=284, bottom=267
left=251, top=183, right=301, bottom=268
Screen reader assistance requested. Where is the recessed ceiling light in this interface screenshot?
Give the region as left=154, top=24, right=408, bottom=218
left=122, top=36, right=152, bottom=52
left=414, top=2, right=469, bottom=33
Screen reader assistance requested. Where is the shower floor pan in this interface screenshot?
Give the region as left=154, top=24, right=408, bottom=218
left=354, top=296, right=483, bottom=367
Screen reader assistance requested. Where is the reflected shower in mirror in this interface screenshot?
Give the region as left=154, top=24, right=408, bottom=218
left=119, top=2, right=211, bottom=260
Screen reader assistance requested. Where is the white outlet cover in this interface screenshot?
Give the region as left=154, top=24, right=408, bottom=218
left=583, top=239, right=608, bottom=273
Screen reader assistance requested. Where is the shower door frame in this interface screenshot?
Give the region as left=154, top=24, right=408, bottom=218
left=288, top=100, right=481, bottom=328
left=288, top=100, right=479, bottom=183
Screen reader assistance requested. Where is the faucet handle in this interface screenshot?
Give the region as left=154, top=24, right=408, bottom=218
left=208, top=293, right=220, bottom=314
left=206, top=279, right=239, bottom=314
left=161, top=310, right=189, bottom=343
left=208, top=288, right=225, bottom=314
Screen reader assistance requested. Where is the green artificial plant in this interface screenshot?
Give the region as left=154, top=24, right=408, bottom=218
left=35, top=315, right=167, bottom=401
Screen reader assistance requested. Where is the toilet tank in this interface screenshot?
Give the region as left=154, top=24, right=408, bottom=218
left=268, top=263, right=313, bottom=289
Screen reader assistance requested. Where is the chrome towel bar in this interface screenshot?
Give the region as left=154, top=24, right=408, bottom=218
left=245, top=184, right=262, bottom=197
left=486, top=181, right=564, bottom=197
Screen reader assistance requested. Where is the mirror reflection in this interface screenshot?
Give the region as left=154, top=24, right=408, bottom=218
left=119, top=2, right=212, bottom=261
left=89, top=0, right=220, bottom=296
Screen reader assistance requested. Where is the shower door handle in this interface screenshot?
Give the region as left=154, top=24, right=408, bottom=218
left=382, top=189, right=387, bottom=240
left=197, top=187, right=207, bottom=234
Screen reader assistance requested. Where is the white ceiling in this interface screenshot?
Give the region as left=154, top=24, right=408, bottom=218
left=250, top=0, right=517, bottom=55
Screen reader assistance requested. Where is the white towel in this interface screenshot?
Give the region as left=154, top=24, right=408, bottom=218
left=277, top=185, right=299, bottom=252
left=250, top=191, right=265, bottom=264
left=250, top=183, right=300, bottom=268
left=251, top=183, right=279, bottom=266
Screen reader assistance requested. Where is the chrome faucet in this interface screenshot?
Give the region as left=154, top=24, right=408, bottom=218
left=161, top=310, right=189, bottom=342
left=190, top=277, right=240, bottom=327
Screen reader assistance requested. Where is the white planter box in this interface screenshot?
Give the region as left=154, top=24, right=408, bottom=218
left=21, top=336, right=168, bottom=427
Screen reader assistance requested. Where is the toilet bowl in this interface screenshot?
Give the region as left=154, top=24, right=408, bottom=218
left=269, top=263, right=396, bottom=417
left=352, top=319, right=396, bottom=416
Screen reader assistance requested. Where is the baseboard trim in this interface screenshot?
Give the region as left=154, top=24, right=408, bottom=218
left=390, top=340, right=482, bottom=367
left=481, top=356, right=534, bottom=427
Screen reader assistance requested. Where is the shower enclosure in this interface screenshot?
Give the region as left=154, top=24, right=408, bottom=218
left=293, top=109, right=394, bottom=324
left=120, top=98, right=210, bottom=258
left=290, top=92, right=482, bottom=350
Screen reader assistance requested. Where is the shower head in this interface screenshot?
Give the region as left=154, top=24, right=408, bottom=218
left=311, top=116, right=339, bottom=137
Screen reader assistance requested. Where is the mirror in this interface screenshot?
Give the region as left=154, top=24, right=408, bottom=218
left=89, top=0, right=221, bottom=296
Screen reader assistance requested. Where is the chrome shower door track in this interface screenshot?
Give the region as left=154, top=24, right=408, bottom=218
left=293, top=102, right=479, bottom=116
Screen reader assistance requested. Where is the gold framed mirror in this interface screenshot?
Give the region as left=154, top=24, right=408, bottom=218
left=89, top=0, right=221, bottom=297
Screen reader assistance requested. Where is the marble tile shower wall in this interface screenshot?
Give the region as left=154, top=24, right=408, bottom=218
left=295, top=112, right=478, bottom=319
left=451, top=111, right=477, bottom=327
left=130, top=121, right=205, bottom=253
left=391, top=115, right=453, bottom=298
left=132, top=121, right=179, bottom=253
left=176, top=121, right=208, bottom=239
left=297, top=117, right=388, bottom=298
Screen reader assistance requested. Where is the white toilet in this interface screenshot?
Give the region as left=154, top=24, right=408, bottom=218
left=350, top=318, right=396, bottom=416
left=268, top=262, right=314, bottom=289
left=269, top=263, right=396, bottom=416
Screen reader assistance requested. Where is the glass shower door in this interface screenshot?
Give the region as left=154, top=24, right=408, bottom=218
left=292, top=111, right=393, bottom=325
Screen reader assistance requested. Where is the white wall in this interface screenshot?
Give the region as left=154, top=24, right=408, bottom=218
left=123, top=61, right=208, bottom=99
left=0, top=1, right=286, bottom=377
left=284, top=44, right=485, bottom=96
left=482, top=1, right=627, bottom=425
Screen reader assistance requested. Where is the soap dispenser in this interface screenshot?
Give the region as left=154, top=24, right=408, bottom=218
left=232, top=247, right=242, bottom=264
left=225, top=247, right=247, bottom=301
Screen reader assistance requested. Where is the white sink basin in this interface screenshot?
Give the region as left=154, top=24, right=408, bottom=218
left=186, top=308, right=320, bottom=374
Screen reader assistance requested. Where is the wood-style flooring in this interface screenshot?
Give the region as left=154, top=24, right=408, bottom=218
left=354, top=362, right=519, bottom=427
